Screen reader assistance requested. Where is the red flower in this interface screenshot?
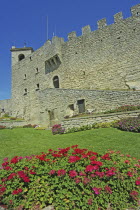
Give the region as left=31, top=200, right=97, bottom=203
left=18, top=171, right=30, bottom=182
left=49, top=170, right=56, bottom=175
left=29, top=170, right=36, bottom=175
left=0, top=187, right=6, bottom=193
left=4, top=166, right=13, bottom=170
left=101, top=153, right=111, bottom=160
left=130, top=191, right=139, bottom=200
left=68, top=156, right=81, bottom=163
left=95, top=171, right=105, bottom=178
left=23, top=177, right=30, bottom=182
left=79, top=171, right=86, bottom=176
left=72, top=148, right=86, bottom=155
left=12, top=188, right=22, bottom=195
left=92, top=187, right=102, bottom=195
left=71, top=145, right=78, bottom=148
left=104, top=185, right=112, bottom=194
left=69, top=170, right=77, bottom=178
left=135, top=180, right=140, bottom=185
left=24, top=167, right=29, bottom=170
left=86, top=151, right=98, bottom=156
left=127, top=171, right=133, bottom=177
left=105, top=169, right=115, bottom=177
left=74, top=177, right=81, bottom=184
left=8, top=173, right=16, bottom=180
left=87, top=198, right=93, bottom=205
left=85, top=165, right=96, bottom=172
left=57, top=169, right=66, bottom=176
left=83, top=177, right=90, bottom=185
left=52, top=154, right=62, bottom=158
left=124, top=160, right=130, bottom=164
left=90, top=161, right=103, bottom=167
left=89, top=156, right=97, bottom=161
left=2, top=161, right=9, bottom=167
left=10, top=156, right=19, bottom=164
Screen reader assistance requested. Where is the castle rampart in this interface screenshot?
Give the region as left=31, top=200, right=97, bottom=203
left=1, top=4, right=140, bottom=126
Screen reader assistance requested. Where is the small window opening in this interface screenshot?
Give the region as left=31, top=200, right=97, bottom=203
left=55, top=55, right=59, bottom=62
left=69, top=104, right=74, bottom=111
left=52, top=59, right=55, bottom=65
left=137, top=12, right=139, bottom=16
left=36, top=68, right=39, bottom=73
left=30, top=56, right=32, bottom=61
left=24, top=74, right=26, bottom=80
left=117, top=37, right=120, bottom=39
left=18, top=54, right=25, bottom=61
left=24, top=88, right=27, bottom=95
left=53, top=76, right=59, bottom=88
left=1, top=108, right=5, bottom=113
left=36, top=83, right=40, bottom=91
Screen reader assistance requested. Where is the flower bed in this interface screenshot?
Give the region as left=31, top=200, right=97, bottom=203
left=115, top=117, right=140, bottom=132
left=0, top=146, right=140, bottom=209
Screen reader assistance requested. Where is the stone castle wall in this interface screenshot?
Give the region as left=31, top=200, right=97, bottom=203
left=0, top=99, right=12, bottom=116
left=1, top=4, right=140, bottom=125
left=11, top=4, right=140, bottom=107
left=28, top=88, right=140, bottom=126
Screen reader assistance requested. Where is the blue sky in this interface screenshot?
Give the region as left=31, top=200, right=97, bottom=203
left=0, top=0, right=140, bottom=100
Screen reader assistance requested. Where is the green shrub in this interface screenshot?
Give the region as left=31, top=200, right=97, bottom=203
left=34, top=126, right=47, bottom=130
left=92, top=121, right=117, bottom=129
left=0, top=146, right=140, bottom=209
left=10, top=117, right=17, bottom=120
left=23, top=124, right=37, bottom=128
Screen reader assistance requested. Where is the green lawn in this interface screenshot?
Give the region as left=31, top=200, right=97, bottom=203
left=0, top=128, right=140, bottom=164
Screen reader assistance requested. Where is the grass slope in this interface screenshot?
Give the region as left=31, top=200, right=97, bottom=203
left=0, top=128, right=140, bottom=164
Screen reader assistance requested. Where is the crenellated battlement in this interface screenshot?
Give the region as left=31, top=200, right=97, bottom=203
left=64, top=4, right=140, bottom=40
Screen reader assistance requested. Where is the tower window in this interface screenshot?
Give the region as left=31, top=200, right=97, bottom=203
left=18, top=54, right=25, bottom=61
left=53, top=76, right=59, bottom=88
left=36, top=68, right=39, bottom=74
left=24, top=74, right=27, bottom=80
left=36, top=83, right=40, bottom=91
left=24, top=88, right=27, bottom=95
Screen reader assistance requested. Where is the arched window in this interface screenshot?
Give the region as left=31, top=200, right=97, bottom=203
left=18, top=54, right=25, bottom=61
left=53, top=76, right=59, bottom=88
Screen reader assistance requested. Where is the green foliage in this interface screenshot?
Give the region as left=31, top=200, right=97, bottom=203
left=34, top=126, right=47, bottom=130
left=92, top=121, right=118, bottom=129
left=10, top=117, right=17, bottom=120
left=66, top=121, right=117, bottom=133
left=23, top=124, right=37, bottom=128
left=0, top=146, right=140, bottom=209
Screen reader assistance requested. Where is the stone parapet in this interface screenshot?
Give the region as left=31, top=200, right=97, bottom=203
left=61, top=110, right=140, bottom=130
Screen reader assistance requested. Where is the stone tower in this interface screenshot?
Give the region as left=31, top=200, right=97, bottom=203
left=10, top=46, right=34, bottom=66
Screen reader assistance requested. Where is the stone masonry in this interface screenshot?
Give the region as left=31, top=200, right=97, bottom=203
left=0, top=4, right=140, bottom=126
